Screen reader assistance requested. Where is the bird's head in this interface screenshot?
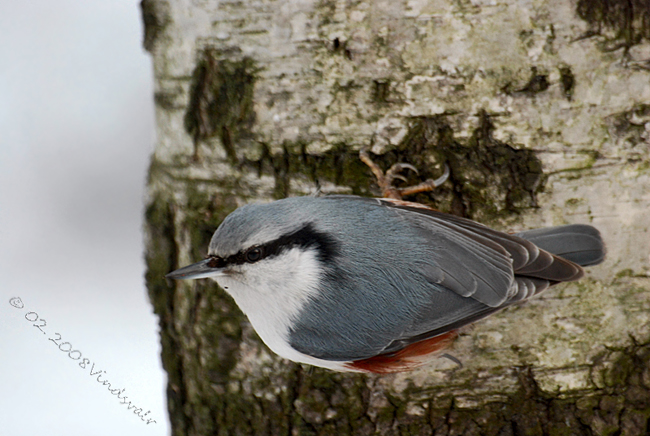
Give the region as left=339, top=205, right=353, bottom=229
left=165, top=199, right=339, bottom=294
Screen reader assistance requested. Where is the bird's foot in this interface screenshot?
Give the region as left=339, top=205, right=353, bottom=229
left=359, top=148, right=449, bottom=200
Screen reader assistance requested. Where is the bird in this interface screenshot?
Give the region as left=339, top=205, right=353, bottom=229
left=166, top=154, right=605, bottom=374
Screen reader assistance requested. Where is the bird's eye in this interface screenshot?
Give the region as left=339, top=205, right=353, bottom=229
left=245, top=247, right=262, bottom=263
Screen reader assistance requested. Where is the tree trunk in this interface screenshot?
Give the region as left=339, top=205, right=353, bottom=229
left=141, top=0, right=650, bottom=434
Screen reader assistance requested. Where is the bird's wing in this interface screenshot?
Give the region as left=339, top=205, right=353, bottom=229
left=378, top=198, right=582, bottom=305
left=369, top=198, right=584, bottom=354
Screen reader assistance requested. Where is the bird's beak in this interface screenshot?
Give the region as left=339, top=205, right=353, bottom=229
left=165, top=259, right=226, bottom=280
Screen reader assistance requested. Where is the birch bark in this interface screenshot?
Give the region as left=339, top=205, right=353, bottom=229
left=142, top=0, right=650, bottom=434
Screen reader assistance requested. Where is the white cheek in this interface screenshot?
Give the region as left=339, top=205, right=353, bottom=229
left=213, top=248, right=324, bottom=364
left=243, top=249, right=321, bottom=295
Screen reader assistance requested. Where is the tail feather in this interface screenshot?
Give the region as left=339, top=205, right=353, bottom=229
left=515, top=224, right=605, bottom=267
left=511, top=277, right=550, bottom=300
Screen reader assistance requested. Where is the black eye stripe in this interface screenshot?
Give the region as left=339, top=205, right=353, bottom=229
left=208, top=223, right=339, bottom=268
left=206, top=257, right=226, bottom=268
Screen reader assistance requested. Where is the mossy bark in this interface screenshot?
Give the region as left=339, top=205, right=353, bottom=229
left=142, top=0, right=650, bottom=434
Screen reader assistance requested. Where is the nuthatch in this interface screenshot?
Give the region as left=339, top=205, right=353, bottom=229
left=167, top=154, right=605, bottom=373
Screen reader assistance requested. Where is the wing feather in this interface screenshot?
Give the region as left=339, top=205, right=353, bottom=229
left=373, top=198, right=584, bottom=354
left=383, top=202, right=518, bottom=307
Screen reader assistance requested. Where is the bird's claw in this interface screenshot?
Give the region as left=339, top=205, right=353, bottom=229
left=385, top=162, right=419, bottom=185
left=432, top=163, right=450, bottom=187
left=359, top=148, right=449, bottom=200
left=387, top=163, right=418, bottom=175
left=441, top=353, right=463, bottom=368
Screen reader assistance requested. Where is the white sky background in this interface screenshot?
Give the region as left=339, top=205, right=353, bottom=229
left=0, top=1, right=169, bottom=434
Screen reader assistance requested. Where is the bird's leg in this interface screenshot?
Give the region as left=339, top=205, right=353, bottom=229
left=359, top=148, right=449, bottom=200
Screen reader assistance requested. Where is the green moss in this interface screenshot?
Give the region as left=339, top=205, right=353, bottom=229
left=183, top=184, right=238, bottom=258
left=242, top=141, right=376, bottom=199
left=610, top=105, right=650, bottom=165
left=577, top=149, right=600, bottom=169
left=184, top=52, right=258, bottom=161
left=372, top=79, right=391, bottom=104
left=559, top=66, right=575, bottom=101
left=197, top=282, right=245, bottom=381
left=154, top=91, right=178, bottom=110
left=549, top=148, right=602, bottom=179
left=241, top=111, right=543, bottom=221
left=565, top=198, right=583, bottom=206
left=389, top=111, right=545, bottom=221
left=502, top=67, right=549, bottom=96
left=576, top=0, right=650, bottom=51
left=290, top=367, right=374, bottom=434
left=139, top=0, right=169, bottom=52
left=178, top=184, right=247, bottom=382
left=516, top=67, right=550, bottom=95
left=331, top=37, right=352, bottom=60
left=161, top=335, right=650, bottom=435
left=638, top=160, right=650, bottom=172
left=143, top=192, right=188, bottom=429
left=616, top=268, right=636, bottom=278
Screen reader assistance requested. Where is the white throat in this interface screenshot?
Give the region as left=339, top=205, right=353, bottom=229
left=214, top=247, right=323, bottom=362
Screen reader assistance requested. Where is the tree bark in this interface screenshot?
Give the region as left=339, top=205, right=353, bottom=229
left=141, top=0, right=650, bottom=434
